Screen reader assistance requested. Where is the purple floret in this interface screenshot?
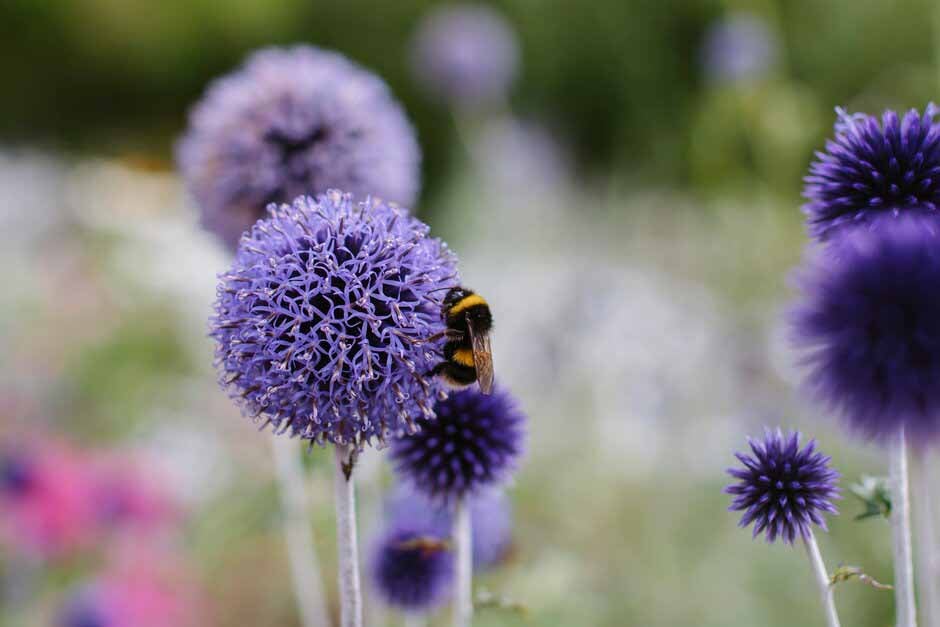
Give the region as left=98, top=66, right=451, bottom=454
left=791, top=217, right=940, bottom=442
left=726, top=429, right=839, bottom=544
left=390, top=386, right=525, bottom=501
left=804, top=104, right=940, bottom=240
left=210, top=191, right=458, bottom=448
left=178, top=45, right=421, bottom=248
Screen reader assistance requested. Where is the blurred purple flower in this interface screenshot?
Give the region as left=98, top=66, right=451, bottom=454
left=390, top=386, right=525, bottom=501
left=804, top=105, right=940, bottom=240
left=791, top=218, right=940, bottom=441
left=369, top=522, right=454, bottom=612
left=726, top=429, right=839, bottom=543
left=702, top=13, right=778, bottom=84
left=410, top=4, right=519, bottom=109
left=178, top=45, right=421, bottom=248
left=210, top=191, right=458, bottom=449
left=385, top=486, right=513, bottom=571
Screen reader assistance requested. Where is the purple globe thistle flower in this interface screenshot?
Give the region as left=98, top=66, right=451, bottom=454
left=390, top=387, right=525, bottom=501
left=726, top=429, right=839, bottom=543
left=369, top=523, right=454, bottom=612
left=791, top=218, right=940, bottom=441
left=410, top=4, right=519, bottom=109
left=178, top=45, right=421, bottom=249
left=804, top=104, right=940, bottom=240
left=702, top=13, right=779, bottom=84
left=385, top=487, right=513, bottom=571
left=210, top=191, right=458, bottom=448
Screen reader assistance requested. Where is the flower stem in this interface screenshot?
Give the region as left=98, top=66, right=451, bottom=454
left=914, top=450, right=940, bottom=627
left=452, top=495, right=473, bottom=627
left=803, top=530, right=841, bottom=627
left=271, top=435, right=331, bottom=627
left=891, top=426, right=918, bottom=627
left=334, top=444, right=363, bottom=627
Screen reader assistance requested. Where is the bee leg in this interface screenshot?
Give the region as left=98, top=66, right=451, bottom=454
left=394, top=330, right=463, bottom=345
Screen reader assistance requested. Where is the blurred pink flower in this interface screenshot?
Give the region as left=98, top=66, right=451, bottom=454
left=89, top=454, right=179, bottom=537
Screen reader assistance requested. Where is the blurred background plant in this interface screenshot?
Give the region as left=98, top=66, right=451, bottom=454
left=2, top=0, right=940, bottom=625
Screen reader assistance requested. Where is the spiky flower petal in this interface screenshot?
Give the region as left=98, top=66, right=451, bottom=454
left=178, top=45, right=421, bottom=248
left=390, top=387, right=525, bottom=501
left=726, top=429, right=839, bottom=543
left=210, top=191, right=457, bottom=448
left=804, top=104, right=940, bottom=240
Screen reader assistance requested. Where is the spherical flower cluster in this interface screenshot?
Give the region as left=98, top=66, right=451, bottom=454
left=701, top=12, right=778, bottom=84
left=178, top=45, right=421, bottom=248
left=211, top=191, right=458, bottom=448
left=390, top=386, right=525, bottom=501
left=385, top=487, right=513, bottom=570
left=791, top=218, right=940, bottom=441
left=803, top=104, right=940, bottom=240
left=410, top=4, right=519, bottom=109
left=369, top=523, right=454, bottom=612
left=726, top=429, right=839, bottom=543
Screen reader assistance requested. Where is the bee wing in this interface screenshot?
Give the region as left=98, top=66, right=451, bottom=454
left=468, top=317, right=494, bottom=394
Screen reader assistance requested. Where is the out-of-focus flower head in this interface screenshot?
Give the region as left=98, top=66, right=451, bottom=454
left=410, top=3, right=519, bottom=109
left=701, top=12, right=778, bottom=84
left=211, top=191, right=458, bottom=449
left=58, top=555, right=200, bottom=627
left=804, top=105, right=940, bottom=240
left=791, top=217, right=940, bottom=441
left=385, top=486, right=513, bottom=571
left=390, top=386, right=525, bottom=501
left=726, top=429, right=839, bottom=543
left=369, top=519, right=454, bottom=612
left=89, top=454, right=179, bottom=536
left=0, top=440, right=97, bottom=558
left=178, top=45, right=421, bottom=248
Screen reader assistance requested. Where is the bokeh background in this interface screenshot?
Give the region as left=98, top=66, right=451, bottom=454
left=2, top=0, right=939, bottom=625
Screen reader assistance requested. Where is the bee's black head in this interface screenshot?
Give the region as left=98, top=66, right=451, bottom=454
left=443, top=286, right=473, bottom=308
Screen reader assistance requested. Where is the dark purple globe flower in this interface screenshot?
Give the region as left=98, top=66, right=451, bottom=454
left=390, top=387, right=525, bottom=501
left=726, top=429, right=839, bottom=543
left=410, top=4, right=519, bottom=109
left=369, top=522, right=454, bottom=612
left=385, top=486, right=512, bottom=571
left=791, top=218, right=940, bottom=441
left=178, top=45, right=421, bottom=248
left=211, top=191, right=458, bottom=448
left=804, top=104, right=940, bottom=240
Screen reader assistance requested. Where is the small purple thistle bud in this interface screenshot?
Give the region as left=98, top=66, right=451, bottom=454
left=726, top=429, right=839, bottom=544
left=410, top=3, right=519, bottom=109
left=178, top=45, right=421, bottom=249
left=390, top=387, right=526, bottom=501
left=790, top=217, right=940, bottom=442
left=369, top=524, right=454, bottom=612
left=804, top=104, right=940, bottom=240
left=210, top=191, right=458, bottom=449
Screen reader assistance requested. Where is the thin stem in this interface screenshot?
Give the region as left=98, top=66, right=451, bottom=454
left=914, top=450, right=939, bottom=627
left=270, top=435, right=331, bottom=627
left=452, top=495, right=473, bottom=627
left=334, top=445, right=363, bottom=627
left=891, top=426, right=918, bottom=627
left=803, top=530, right=841, bottom=627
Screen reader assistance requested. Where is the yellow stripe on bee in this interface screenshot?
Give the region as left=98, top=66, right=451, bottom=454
left=452, top=347, right=475, bottom=367
left=449, top=294, right=487, bottom=317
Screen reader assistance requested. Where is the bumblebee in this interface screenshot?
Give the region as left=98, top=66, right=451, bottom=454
left=432, top=287, right=494, bottom=394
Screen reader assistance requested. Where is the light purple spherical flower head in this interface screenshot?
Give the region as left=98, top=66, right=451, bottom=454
left=178, top=45, right=421, bottom=249
left=390, top=386, right=526, bottom=501
left=385, top=486, right=512, bottom=571
left=804, top=104, right=940, bottom=241
left=791, top=217, right=940, bottom=442
left=726, top=429, right=839, bottom=544
left=410, top=4, right=519, bottom=109
left=210, top=191, right=458, bottom=449
left=369, top=521, right=454, bottom=612
left=702, top=12, right=778, bottom=84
